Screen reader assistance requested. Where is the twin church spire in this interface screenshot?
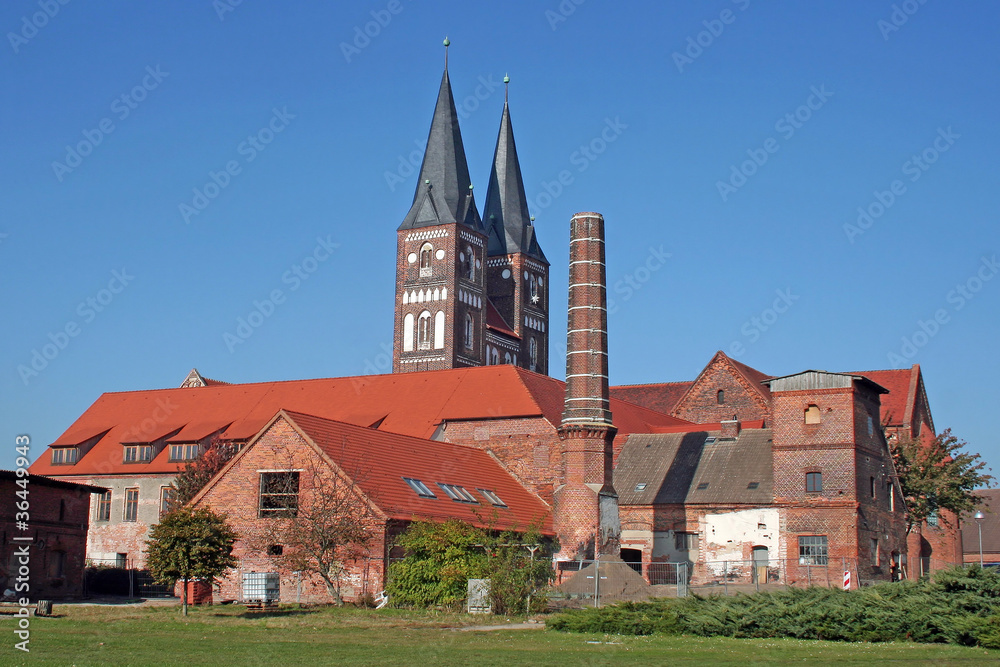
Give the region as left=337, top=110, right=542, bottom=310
left=392, top=49, right=549, bottom=375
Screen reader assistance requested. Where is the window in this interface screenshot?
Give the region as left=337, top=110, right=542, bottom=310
left=804, top=404, right=821, bottom=424
left=870, top=476, right=876, bottom=499
left=168, top=443, right=201, bottom=461
left=417, top=311, right=432, bottom=349
left=927, top=510, right=939, bottom=527
left=806, top=472, right=823, bottom=493
left=871, top=538, right=880, bottom=566
left=96, top=491, right=111, bottom=522
left=464, top=313, right=474, bottom=349
left=403, top=313, right=415, bottom=352
left=488, top=347, right=499, bottom=365
left=124, top=444, right=153, bottom=463
left=529, top=275, right=539, bottom=303
left=159, top=486, right=176, bottom=517
left=116, top=553, right=128, bottom=569
left=434, top=311, right=445, bottom=349
left=403, top=477, right=436, bottom=498
left=696, top=482, right=709, bottom=490
left=123, top=488, right=139, bottom=522
left=258, top=472, right=300, bottom=517
left=634, top=483, right=647, bottom=492
left=747, top=481, right=759, bottom=490
left=465, top=245, right=475, bottom=280
left=419, top=243, right=433, bottom=275
left=437, top=483, right=478, bottom=504
left=889, top=485, right=895, bottom=512
left=717, top=389, right=725, bottom=404
left=675, top=532, right=698, bottom=550
left=51, top=447, right=79, bottom=465
left=477, top=488, right=507, bottom=508
left=529, top=337, right=538, bottom=372
left=798, top=535, right=828, bottom=565
left=267, top=544, right=284, bottom=556
left=504, top=352, right=512, bottom=364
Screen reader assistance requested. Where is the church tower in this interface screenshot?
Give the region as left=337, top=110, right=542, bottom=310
left=393, top=53, right=489, bottom=373
left=482, top=78, right=550, bottom=374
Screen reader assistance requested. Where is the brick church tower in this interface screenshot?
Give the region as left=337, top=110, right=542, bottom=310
left=393, top=65, right=488, bottom=373
left=555, top=212, right=620, bottom=560
left=393, top=58, right=548, bottom=374
left=482, top=80, right=550, bottom=374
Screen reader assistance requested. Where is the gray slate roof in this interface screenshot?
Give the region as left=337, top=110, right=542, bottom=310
left=482, top=102, right=546, bottom=262
left=399, top=70, right=484, bottom=232
left=616, top=429, right=774, bottom=506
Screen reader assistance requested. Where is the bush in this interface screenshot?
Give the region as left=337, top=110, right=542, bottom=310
left=546, top=566, right=1000, bottom=648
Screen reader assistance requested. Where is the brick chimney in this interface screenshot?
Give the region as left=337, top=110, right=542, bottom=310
left=555, top=212, right=619, bottom=560
left=720, top=415, right=740, bottom=439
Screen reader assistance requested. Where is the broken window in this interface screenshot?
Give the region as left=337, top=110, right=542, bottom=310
left=675, top=532, right=698, bottom=551
left=258, top=472, right=300, bottom=517
left=798, top=535, right=828, bottom=565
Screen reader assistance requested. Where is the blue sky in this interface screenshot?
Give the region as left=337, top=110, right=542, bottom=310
left=2, top=1, right=998, bottom=476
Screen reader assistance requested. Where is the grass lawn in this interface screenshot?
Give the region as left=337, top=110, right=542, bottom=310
left=2, top=603, right=999, bottom=666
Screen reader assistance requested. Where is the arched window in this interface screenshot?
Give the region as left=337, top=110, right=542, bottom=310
left=402, top=313, right=415, bottom=351
left=717, top=389, right=725, bottom=404
left=433, top=311, right=445, bottom=349
left=529, top=274, right=540, bottom=305
left=529, top=337, right=538, bottom=372
left=464, top=313, right=474, bottom=349
left=804, top=404, right=821, bottom=425
left=504, top=352, right=512, bottom=364
left=466, top=245, right=475, bottom=280
left=489, top=347, right=499, bottom=365
left=419, top=244, right=433, bottom=276
left=417, top=311, right=432, bottom=349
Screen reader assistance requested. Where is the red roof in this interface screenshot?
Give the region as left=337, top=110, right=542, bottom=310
left=485, top=299, right=519, bottom=339
left=610, top=382, right=693, bottom=415
left=850, top=366, right=919, bottom=427
left=30, top=365, right=689, bottom=477
left=256, top=410, right=553, bottom=533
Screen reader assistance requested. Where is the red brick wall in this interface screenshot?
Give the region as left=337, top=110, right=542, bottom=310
left=195, top=418, right=386, bottom=604
left=672, top=358, right=770, bottom=424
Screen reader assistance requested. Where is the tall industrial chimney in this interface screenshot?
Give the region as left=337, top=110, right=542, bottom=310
left=555, top=212, right=620, bottom=560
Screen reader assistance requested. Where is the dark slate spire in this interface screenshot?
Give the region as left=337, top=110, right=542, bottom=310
left=399, top=69, right=483, bottom=232
left=482, top=90, right=546, bottom=261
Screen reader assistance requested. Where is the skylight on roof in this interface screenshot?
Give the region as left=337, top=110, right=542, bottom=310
left=747, top=482, right=759, bottom=489
left=704, top=436, right=717, bottom=445
left=696, top=482, right=709, bottom=490
left=438, top=483, right=478, bottom=504
left=403, top=477, right=436, bottom=499
left=477, top=488, right=507, bottom=508
left=634, top=483, right=647, bottom=492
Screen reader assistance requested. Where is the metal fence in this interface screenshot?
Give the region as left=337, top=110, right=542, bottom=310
left=552, top=557, right=867, bottom=608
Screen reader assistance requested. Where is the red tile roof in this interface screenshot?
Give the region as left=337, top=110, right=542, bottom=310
left=485, top=299, right=519, bottom=339
left=271, top=410, right=553, bottom=533
left=849, top=366, right=918, bottom=427
left=610, top=382, right=693, bottom=415
left=30, top=365, right=689, bottom=477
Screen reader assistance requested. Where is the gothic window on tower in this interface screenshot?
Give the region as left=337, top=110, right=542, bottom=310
left=417, top=311, right=432, bottom=350
left=464, top=313, right=474, bottom=349
left=529, top=337, right=537, bottom=372
left=529, top=275, right=539, bottom=305
left=434, top=311, right=445, bottom=349
left=419, top=243, right=433, bottom=277
left=504, top=352, right=512, bottom=365
left=403, top=313, right=415, bottom=352
left=489, top=347, right=499, bottom=365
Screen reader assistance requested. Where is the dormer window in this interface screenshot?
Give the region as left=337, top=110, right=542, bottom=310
left=123, top=444, right=153, bottom=464
left=168, top=443, right=201, bottom=462
left=51, top=447, right=79, bottom=465
left=804, top=404, right=821, bottom=425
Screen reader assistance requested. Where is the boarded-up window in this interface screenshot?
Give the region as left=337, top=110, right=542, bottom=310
left=804, top=404, right=821, bottom=424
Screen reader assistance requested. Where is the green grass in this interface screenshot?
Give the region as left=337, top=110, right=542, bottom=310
left=2, top=603, right=998, bottom=666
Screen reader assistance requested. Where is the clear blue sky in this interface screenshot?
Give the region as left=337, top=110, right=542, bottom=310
left=3, top=1, right=998, bottom=476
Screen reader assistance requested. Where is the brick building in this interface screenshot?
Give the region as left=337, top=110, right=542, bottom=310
left=27, top=57, right=964, bottom=599
left=0, top=471, right=105, bottom=598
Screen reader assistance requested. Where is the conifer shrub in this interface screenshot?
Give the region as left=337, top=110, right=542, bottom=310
left=546, top=566, right=1000, bottom=648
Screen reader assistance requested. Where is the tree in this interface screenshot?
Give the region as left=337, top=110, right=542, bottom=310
left=145, top=506, right=238, bottom=616
left=252, top=443, right=379, bottom=606
left=172, top=437, right=238, bottom=507
left=387, top=519, right=554, bottom=613
left=890, top=428, right=993, bottom=532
